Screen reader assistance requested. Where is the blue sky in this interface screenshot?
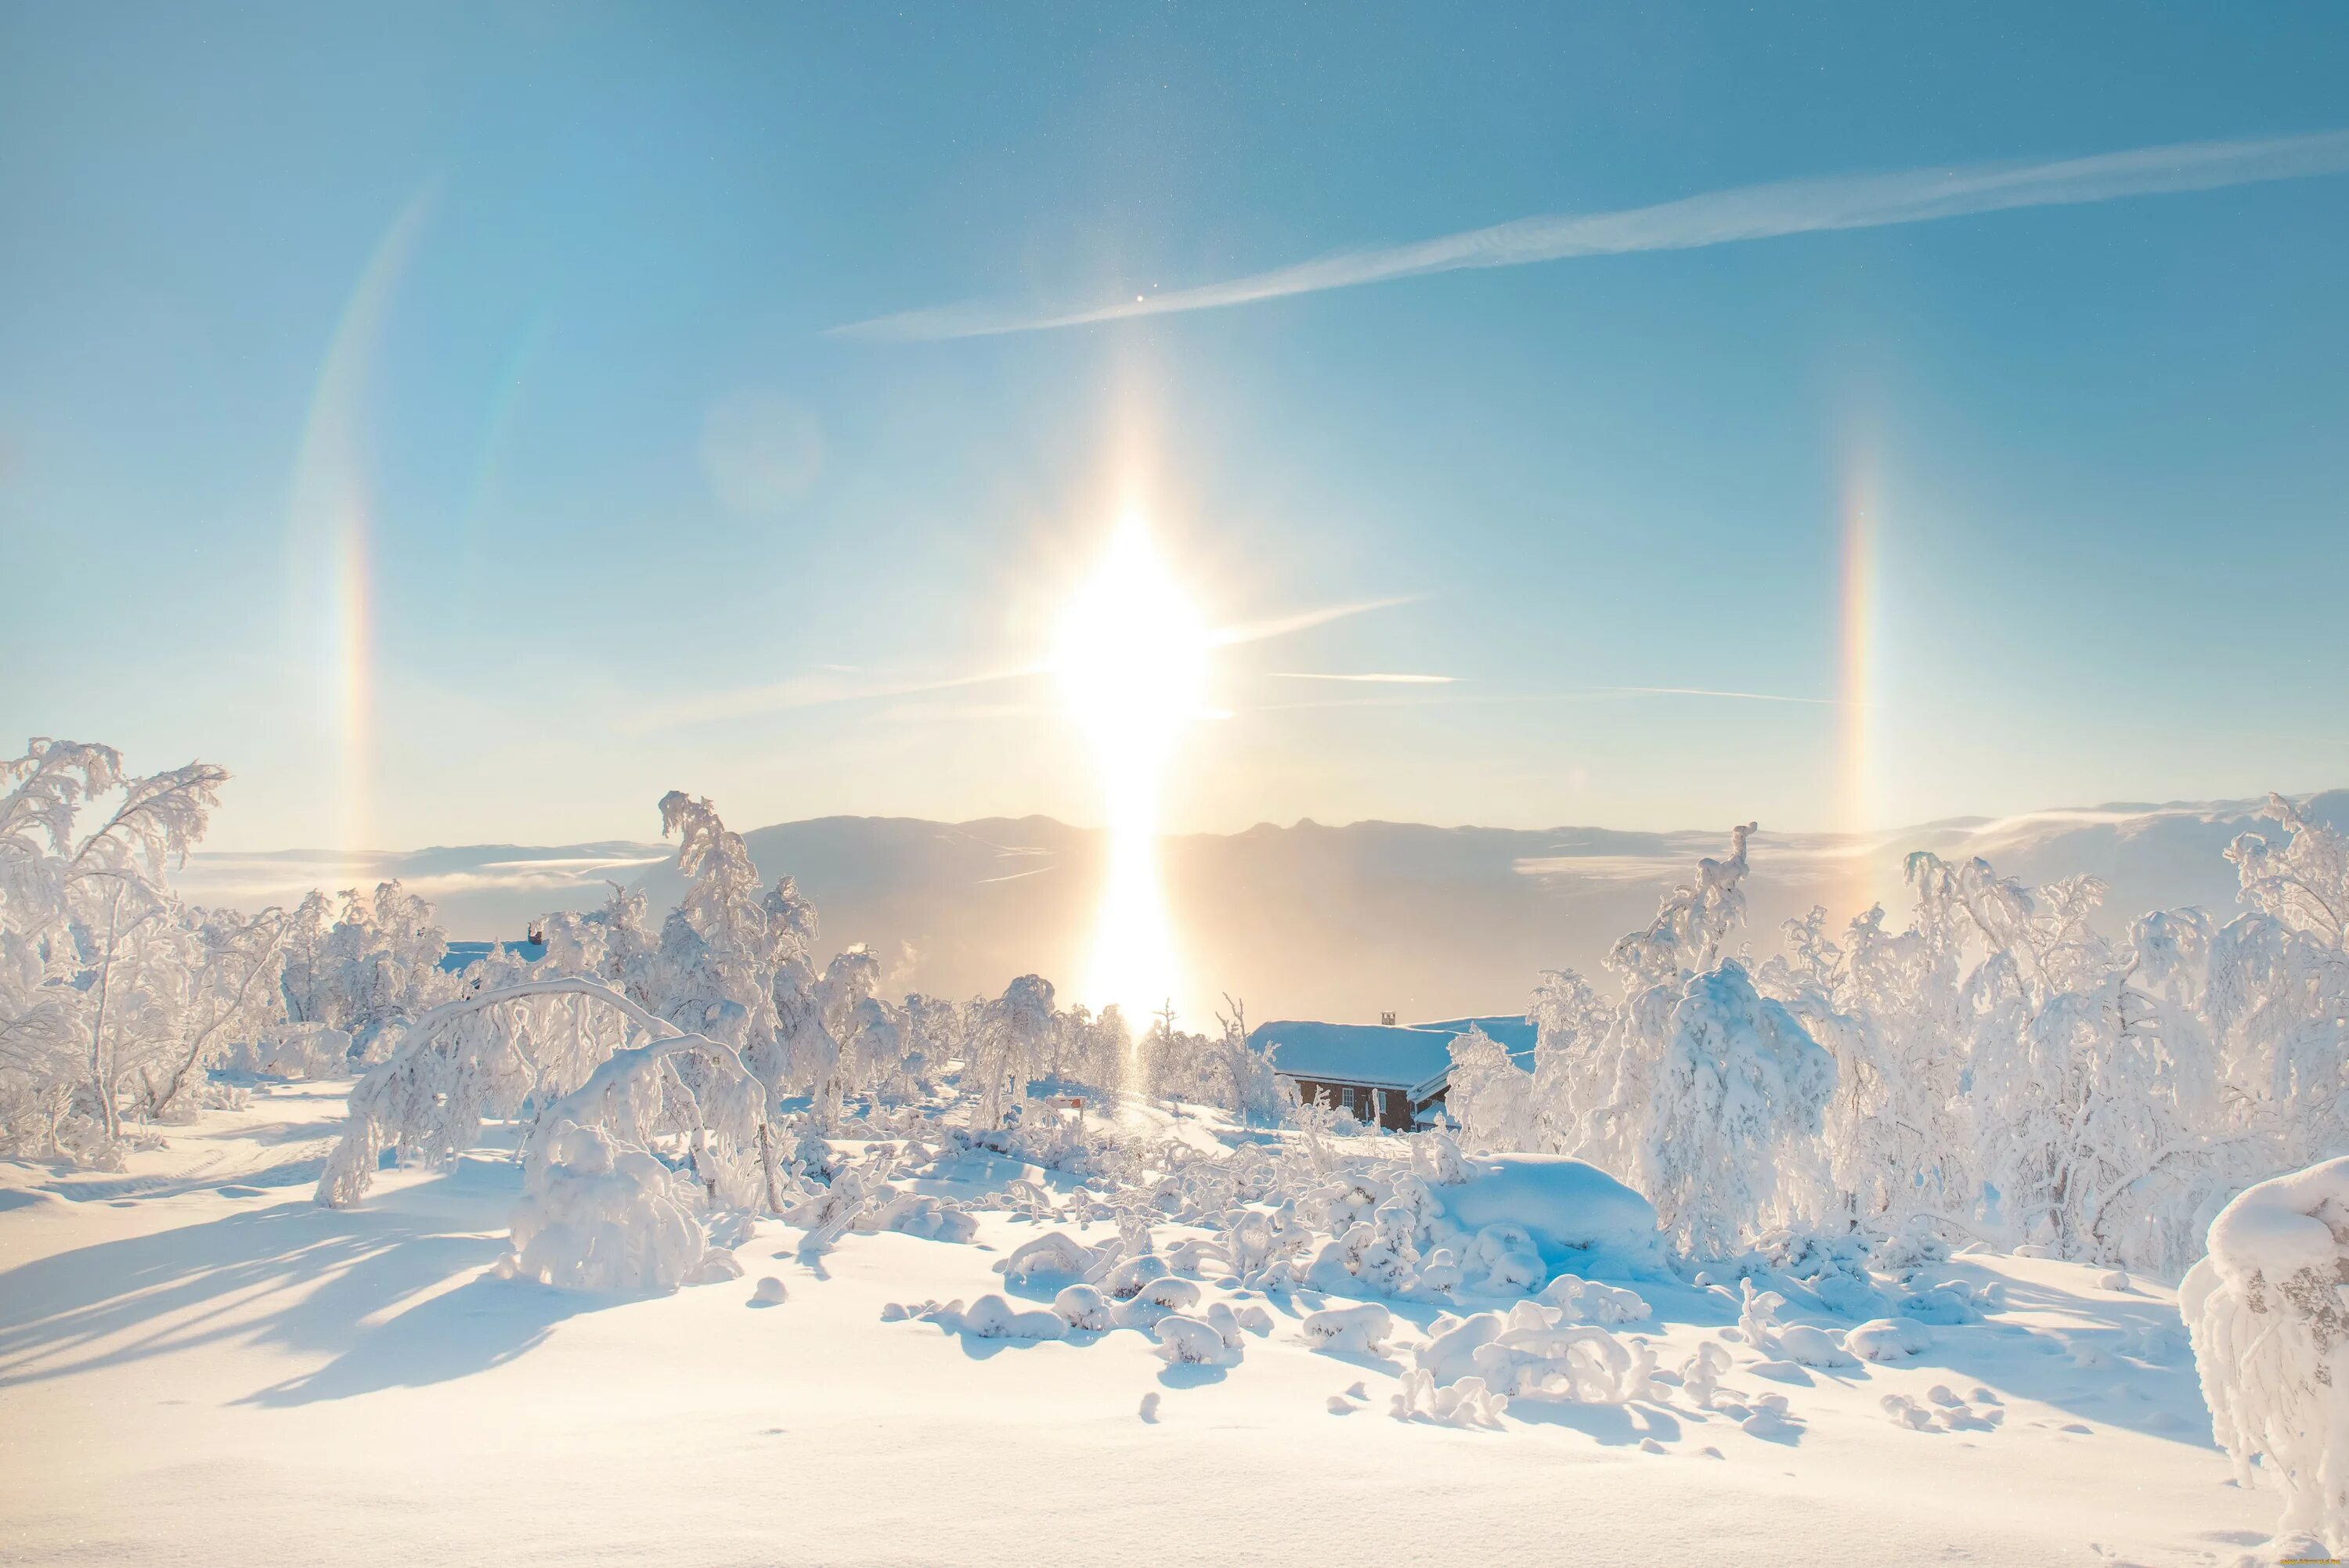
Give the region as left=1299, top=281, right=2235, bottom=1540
left=3, top=3, right=2345, bottom=852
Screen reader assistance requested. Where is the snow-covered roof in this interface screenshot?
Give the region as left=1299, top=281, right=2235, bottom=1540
left=1247, top=1015, right=1534, bottom=1094
left=438, top=939, right=547, bottom=972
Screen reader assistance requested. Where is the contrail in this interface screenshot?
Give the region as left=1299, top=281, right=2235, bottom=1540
left=834, top=129, right=2349, bottom=341
left=1266, top=671, right=1457, bottom=684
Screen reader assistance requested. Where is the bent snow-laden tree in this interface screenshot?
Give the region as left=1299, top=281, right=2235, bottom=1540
left=315, top=974, right=783, bottom=1292
left=314, top=975, right=772, bottom=1209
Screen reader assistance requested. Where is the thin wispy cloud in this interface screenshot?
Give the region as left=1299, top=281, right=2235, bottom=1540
left=642, top=597, right=1421, bottom=729
left=1239, top=683, right=1853, bottom=716
left=634, top=664, right=1048, bottom=733
left=1207, top=595, right=1420, bottom=648
left=1607, top=685, right=1853, bottom=707
left=1266, top=671, right=1457, bottom=684
left=834, top=129, right=2349, bottom=341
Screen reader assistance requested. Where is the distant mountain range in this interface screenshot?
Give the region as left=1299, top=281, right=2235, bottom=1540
left=180, top=791, right=2349, bottom=1029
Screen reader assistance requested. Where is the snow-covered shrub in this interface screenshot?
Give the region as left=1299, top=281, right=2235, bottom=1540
left=1467, top=1304, right=1651, bottom=1403
left=1301, top=1302, right=1393, bottom=1356
left=995, top=1231, right=1099, bottom=1282
left=1124, top=1274, right=1203, bottom=1314
left=1391, top=1368, right=1507, bottom=1428
left=1052, top=1283, right=1113, bottom=1331
left=936, top=1294, right=1066, bottom=1342
left=2182, top=1157, right=2349, bottom=1553
left=1154, top=1314, right=1242, bottom=1367
left=1102, top=1253, right=1171, bottom=1299
left=1679, top=1341, right=1731, bottom=1407
left=1464, top=1224, right=1546, bottom=1292
left=504, top=1118, right=710, bottom=1292
left=1736, top=1278, right=1786, bottom=1351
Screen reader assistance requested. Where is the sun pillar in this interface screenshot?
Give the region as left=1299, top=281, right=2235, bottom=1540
left=1055, top=516, right=1207, bottom=1032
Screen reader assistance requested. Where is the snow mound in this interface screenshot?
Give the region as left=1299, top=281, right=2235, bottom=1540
left=2182, top=1156, right=2349, bottom=1553
left=1847, top=1317, right=1935, bottom=1362
left=861, top=1193, right=978, bottom=1244
left=1894, top=1281, right=1983, bottom=1325
left=1776, top=1324, right=1859, bottom=1370
left=1434, top=1155, right=1663, bottom=1273
left=1540, top=1274, right=1651, bottom=1325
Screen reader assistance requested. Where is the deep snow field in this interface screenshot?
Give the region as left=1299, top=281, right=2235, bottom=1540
left=0, top=1083, right=2272, bottom=1568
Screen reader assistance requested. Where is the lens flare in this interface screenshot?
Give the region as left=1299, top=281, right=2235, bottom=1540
left=1055, top=515, right=1208, bottom=1024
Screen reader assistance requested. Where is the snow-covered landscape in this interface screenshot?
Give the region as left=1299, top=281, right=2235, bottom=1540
left=10, top=9, right=2349, bottom=1566
left=6, top=744, right=2347, bottom=1565
left=0, top=1083, right=2280, bottom=1568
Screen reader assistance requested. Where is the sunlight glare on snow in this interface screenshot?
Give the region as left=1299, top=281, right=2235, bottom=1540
left=1054, top=513, right=1208, bottom=1033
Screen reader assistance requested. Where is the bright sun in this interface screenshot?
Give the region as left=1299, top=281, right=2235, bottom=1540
left=1054, top=514, right=1208, bottom=1030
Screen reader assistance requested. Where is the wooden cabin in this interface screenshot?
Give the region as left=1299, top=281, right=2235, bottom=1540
left=1247, top=1015, right=1537, bottom=1131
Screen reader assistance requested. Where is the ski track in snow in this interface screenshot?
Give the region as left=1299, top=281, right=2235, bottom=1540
left=0, top=1084, right=2274, bottom=1568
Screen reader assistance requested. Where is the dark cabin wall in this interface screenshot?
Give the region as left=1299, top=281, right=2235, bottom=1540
left=1287, top=1078, right=1419, bottom=1131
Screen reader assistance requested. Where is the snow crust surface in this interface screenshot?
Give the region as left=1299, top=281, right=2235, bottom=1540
left=0, top=1083, right=2277, bottom=1568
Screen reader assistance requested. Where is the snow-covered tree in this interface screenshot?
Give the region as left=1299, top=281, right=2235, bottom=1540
left=1208, top=997, right=1292, bottom=1125
left=1607, top=821, right=1757, bottom=989
left=0, top=739, right=250, bottom=1158
left=314, top=973, right=771, bottom=1213
left=2183, top=1157, right=2349, bottom=1555
left=1636, top=960, right=1835, bottom=1256
left=287, top=881, right=455, bottom=1051
left=1445, top=1024, right=1535, bottom=1152
left=968, top=974, right=1055, bottom=1128
left=2208, top=798, right=2349, bottom=1168
left=1755, top=903, right=1972, bottom=1237
left=650, top=792, right=782, bottom=1059
left=139, top=904, right=291, bottom=1120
